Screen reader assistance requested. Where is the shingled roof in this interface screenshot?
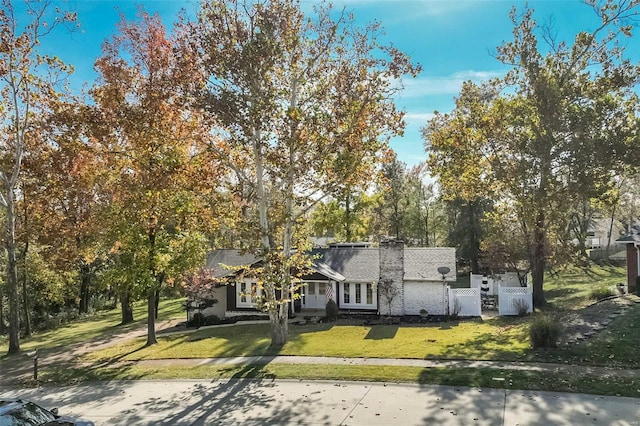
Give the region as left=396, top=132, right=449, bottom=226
left=205, top=250, right=258, bottom=278
left=404, top=248, right=456, bottom=281
left=207, top=246, right=456, bottom=282
left=617, top=224, right=640, bottom=244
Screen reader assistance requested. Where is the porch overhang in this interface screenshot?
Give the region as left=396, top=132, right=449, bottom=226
left=312, top=262, right=346, bottom=282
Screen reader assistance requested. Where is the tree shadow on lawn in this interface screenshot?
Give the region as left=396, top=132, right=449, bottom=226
left=424, top=320, right=529, bottom=362
left=364, top=325, right=398, bottom=339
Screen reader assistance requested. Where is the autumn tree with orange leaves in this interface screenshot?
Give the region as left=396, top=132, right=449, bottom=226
left=0, top=0, right=78, bottom=355
left=91, top=10, right=220, bottom=346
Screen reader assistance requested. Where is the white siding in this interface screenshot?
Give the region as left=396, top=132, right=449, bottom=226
left=403, top=280, right=447, bottom=315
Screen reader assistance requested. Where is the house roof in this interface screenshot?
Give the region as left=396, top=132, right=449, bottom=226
left=206, top=250, right=258, bottom=278
left=616, top=225, right=640, bottom=244
left=207, top=246, right=457, bottom=283
left=311, top=247, right=457, bottom=282
left=404, top=248, right=456, bottom=281
left=312, top=248, right=380, bottom=282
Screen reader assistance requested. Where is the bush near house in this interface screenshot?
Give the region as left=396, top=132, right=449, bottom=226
left=589, top=286, right=616, bottom=301
left=325, top=299, right=338, bottom=321
left=529, top=315, right=560, bottom=349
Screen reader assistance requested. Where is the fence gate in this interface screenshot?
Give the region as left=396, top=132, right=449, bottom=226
left=498, top=287, right=533, bottom=316
left=448, top=287, right=481, bottom=317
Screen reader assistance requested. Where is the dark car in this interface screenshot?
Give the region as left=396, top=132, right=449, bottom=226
left=0, top=399, right=94, bottom=426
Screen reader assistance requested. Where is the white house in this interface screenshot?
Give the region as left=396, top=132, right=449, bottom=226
left=189, top=240, right=456, bottom=320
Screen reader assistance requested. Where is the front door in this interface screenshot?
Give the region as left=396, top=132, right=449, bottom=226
left=303, top=282, right=329, bottom=309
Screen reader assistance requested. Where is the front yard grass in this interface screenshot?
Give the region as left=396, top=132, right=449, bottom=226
left=86, top=317, right=531, bottom=363
left=0, top=298, right=186, bottom=356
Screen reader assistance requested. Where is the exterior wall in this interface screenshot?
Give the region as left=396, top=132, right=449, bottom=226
left=187, top=285, right=227, bottom=321
left=627, top=245, right=638, bottom=294
left=379, top=239, right=404, bottom=315
left=403, top=281, right=446, bottom=315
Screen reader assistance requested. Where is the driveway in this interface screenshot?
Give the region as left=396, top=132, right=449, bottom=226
left=1, top=379, right=639, bottom=425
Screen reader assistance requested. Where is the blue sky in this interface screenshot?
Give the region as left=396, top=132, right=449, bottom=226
left=31, top=0, right=638, bottom=166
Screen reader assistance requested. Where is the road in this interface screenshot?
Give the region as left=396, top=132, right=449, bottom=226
left=1, top=379, right=639, bottom=425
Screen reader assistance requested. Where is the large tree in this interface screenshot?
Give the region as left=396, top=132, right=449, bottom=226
left=91, top=10, right=217, bottom=345
left=197, top=0, right=419, bottom=346
left=426, top=1, right=640, bottom=307
left=0, top=0, right=77, bottom=354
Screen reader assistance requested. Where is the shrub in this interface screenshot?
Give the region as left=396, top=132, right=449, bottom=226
left=187, top=312, right=205, bottom=327
left=589, top=286, right=616, bottom=301
left=529, top=315, right=560, bottom=349
left=449, top=298, right=462, bottom=319
left=325, top=299, right=338, bottom=321
left=513, top=298, right=530, bottom=316
left=204, top=315, right=221, bottom=326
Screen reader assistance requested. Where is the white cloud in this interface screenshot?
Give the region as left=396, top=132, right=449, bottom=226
left=404, top=112, right=435, bottom=124
left=396, top=70, right=504, bottom=98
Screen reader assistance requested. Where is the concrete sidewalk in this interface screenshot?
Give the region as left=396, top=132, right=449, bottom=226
left=1, top=379, right=639, bottom=425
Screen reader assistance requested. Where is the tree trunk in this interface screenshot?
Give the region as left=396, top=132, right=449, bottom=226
left=6, top=189, right=21, bottom=355
left=21, top=240, right=31, bottom=338
left=0, top=288, right=6, bottom=334
left=468, top=201, right=480, bottom=275
left=269, top=303, right=288, bottom=348
left=78, top=262, right=91, bottom=314
left=120, top=290, right=134, bottom=324
left=345, top=191, right=352, bottom=242
left=605, top=204, right=616, bottom=261
left=146, top=289, right=157, bottom=346
left=154, top=289, right=160, bottom=320
left=531, top=210, right=547, bottom=308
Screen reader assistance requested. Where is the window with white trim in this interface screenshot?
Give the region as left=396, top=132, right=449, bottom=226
left=236, top=279, right=261, bottom=308
left=340, top=282, right=377, bottom=309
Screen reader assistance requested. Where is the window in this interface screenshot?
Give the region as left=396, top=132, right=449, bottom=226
left=240, top=282, right=247, bottom=303
left=366, top=283, right=373, bottom=304
left=237, top=279, right=260, bottom=308
left=341, top=282, right=376, bottom=308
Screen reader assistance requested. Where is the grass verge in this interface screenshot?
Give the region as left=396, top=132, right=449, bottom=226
left=33, top=363, right=640, bottom=398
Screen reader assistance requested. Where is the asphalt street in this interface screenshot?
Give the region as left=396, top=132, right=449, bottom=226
left=1, top=379, right=639, bottom=425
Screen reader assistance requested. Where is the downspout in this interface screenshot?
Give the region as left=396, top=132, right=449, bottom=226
left=636, top=243, right=639, bottom=279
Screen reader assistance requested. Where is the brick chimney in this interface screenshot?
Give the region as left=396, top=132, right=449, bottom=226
left=379, top=239, right=404, bottom=315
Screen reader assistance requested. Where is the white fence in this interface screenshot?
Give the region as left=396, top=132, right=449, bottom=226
left=448, top=287, right=481, bottom=317
left=470, top=274, right=497, bottom=295
left=470, top=273, right=528, bottom=296
left=498, top=286, right=533, bottom=316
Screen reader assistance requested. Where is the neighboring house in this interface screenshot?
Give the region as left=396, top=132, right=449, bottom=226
left=616, top=223, right=640, bottom=294
left=586, top=215, right=627, bottom=261
left=190, top=240, right=456, bottom=320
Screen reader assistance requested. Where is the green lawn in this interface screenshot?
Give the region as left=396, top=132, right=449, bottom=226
left=87, top=316, right=532, bottom=362
left=0, top=298, right=186, bottom=356
left=543, top=264, right=626, bottom=310
left=6, top=265, right=639, bottom=398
